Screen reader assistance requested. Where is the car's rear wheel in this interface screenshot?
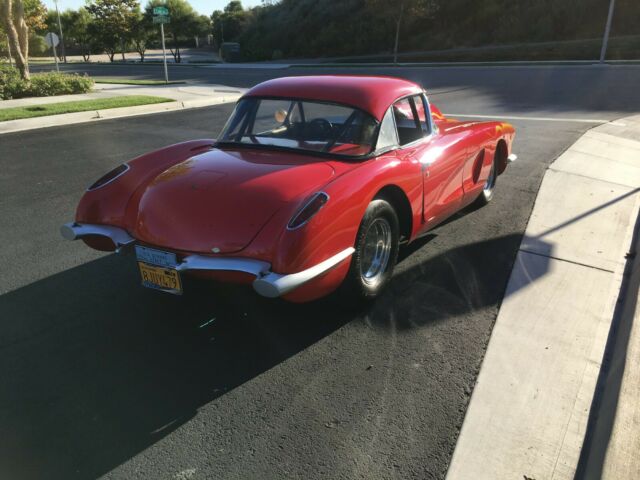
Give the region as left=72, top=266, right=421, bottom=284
left=339, top=199, right=399, bottom=303
left=474, top=155, right=497, bottom=206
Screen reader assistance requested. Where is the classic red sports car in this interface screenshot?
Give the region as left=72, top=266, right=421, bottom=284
left=61, top=75, right=516, bottom=303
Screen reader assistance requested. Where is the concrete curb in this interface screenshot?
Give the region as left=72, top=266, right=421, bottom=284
left=576, top=125, right=640, bottom=478
left=289, top=60, right=640, bottom=68
left=446, top=114, right=640, bottom=480
left=0, top=95, right=241, bottom=135
left=576, top=209, right=640, bottom=479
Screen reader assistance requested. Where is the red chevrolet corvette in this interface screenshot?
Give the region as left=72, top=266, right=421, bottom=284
left=61, top=75, right=516, bottom=303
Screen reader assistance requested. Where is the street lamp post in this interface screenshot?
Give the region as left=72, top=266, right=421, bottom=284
left=599, top=0, right=616, bottom=63
left=53, top=0, right=67, bottom=63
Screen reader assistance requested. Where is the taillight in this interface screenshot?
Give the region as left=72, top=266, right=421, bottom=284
left=287, top=192, right=329, bottom=230
left=87, top=164, right=129, bottom=191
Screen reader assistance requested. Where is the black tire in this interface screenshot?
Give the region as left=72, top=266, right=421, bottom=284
left=474, top=155, right=497, bottom=207
left=338, top=199, right=400, bottom=303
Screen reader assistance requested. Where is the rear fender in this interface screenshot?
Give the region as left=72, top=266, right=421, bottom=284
left=270, top=153, right=422, bottom=276
left=495, top=123, right=515, bottom=175
left=75, top=140, right=215, bottom=232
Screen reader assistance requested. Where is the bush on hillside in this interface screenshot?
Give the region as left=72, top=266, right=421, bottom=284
left=0, top=66, right=94, bottom=100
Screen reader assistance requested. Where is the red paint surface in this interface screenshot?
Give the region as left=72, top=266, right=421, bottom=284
left=74, top=76, right=515, bottom=302
left=244, top=75, right=423, bottom=121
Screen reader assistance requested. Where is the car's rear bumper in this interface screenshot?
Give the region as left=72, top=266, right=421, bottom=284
left=60, top=222, right=354, bottom=298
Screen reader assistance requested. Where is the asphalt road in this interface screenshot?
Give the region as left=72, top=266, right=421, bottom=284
left=2, top=65, right=640, bottom=480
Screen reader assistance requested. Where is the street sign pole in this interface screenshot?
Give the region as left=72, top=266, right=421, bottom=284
left=160, top=22, right=169, bottom=84
left=45, top=32, right=61, bottom=72
left=153, top=7, right=170, bottom=84
left=52, top=43, right=59, bottom=72
left=600, top=0, right=616, bottom=63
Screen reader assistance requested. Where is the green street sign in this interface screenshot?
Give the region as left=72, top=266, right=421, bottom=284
left=153, top=15, right=170, bottom=24
left=153, top=6, right=168, bottom=15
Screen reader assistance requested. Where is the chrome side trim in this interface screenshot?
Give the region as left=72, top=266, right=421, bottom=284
left=60, top=222, right=135, bottom=251
left=175, top=255, right=270, bottom=277
left=253, top=247, right=355, bottom=298
left=508, top=153, right=518, bottom=163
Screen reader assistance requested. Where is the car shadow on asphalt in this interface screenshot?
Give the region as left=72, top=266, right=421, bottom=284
left=0, top=231, right=535, bottom=480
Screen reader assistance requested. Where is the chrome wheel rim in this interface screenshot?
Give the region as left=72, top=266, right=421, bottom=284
left=360, top=218, right=392, bottom=287
left=484, top=161, right=496, bottom=194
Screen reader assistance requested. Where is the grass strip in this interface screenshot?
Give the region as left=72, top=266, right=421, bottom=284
left=0, top=95, right=173, bottom=122
left=95, top=78, right=186, bottom=85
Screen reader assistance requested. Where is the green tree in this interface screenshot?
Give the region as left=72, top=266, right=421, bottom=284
left=63, top=8, right=94, bottom=61
left=146, top=0, right=199, bottom=63
left=365, top=0, right=433, bottom=62
left=0, top=0, right=46, bottom=79
left=211, top=1, right=248, bottom=46
left=131, top=9, right=153, bottom=61
left=86, top=0, right=138, bottom=62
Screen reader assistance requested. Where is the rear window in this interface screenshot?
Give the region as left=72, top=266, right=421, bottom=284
left=219, top=98, right=379, bottom=157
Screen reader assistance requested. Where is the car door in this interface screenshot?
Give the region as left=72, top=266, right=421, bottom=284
left=413, top=95, right=466, bottom=229
left=385, top=96, right=432, bottom=224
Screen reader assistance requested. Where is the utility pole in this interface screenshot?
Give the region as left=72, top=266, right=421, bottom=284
left=393, top=1, right=405, bottom=64
left=53, top=0, right=67, bottom=63
left=599, top=0, right=616, bottom=63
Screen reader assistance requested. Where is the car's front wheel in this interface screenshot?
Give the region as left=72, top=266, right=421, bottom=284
left=339, top=199, right=399, bottom=303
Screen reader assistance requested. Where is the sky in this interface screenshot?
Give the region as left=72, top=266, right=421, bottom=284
left=43, top=0, right=263, bottom=16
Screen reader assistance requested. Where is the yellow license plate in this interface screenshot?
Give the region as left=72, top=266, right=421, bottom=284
left=138, top=262, right=183, bottom=295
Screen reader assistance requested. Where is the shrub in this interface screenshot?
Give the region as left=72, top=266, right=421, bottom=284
left=0, top=66, right=94, bottom=100
left=28, top=72, right=94, bottom=97
left=0, top=65, right=27, bottom=100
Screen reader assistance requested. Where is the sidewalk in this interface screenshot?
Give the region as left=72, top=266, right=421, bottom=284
left=33, top=47, right=221, bottom=64
left=447, top=115, right=640, bottom=479
left=0, top=83, right=245, bottom=110
left=0, top=83, right=245, bottom=134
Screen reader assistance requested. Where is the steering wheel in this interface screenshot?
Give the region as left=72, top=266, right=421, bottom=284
left=307, top=118, right=333, bottom=139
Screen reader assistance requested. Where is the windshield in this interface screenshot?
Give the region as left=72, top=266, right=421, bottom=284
left=218, top=98, right=379, bottom=157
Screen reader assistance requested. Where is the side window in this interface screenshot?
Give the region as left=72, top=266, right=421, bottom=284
left=393, top=97, right=423, bottom=145
left=413, top=95, right=431, bottom=135
left=376, top=107, right=399, bottom=150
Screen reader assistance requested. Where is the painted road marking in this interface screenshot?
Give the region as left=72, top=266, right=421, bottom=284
left=444, top=113, right=611, bottom=124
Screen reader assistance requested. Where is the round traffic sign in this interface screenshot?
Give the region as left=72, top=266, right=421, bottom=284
left=44, top=32, right=60, bottom=48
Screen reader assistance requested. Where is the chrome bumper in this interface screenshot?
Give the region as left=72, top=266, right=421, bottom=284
left=60, top=222, right=354, bottom=298
left=60, top=222, right=135, bottom=252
